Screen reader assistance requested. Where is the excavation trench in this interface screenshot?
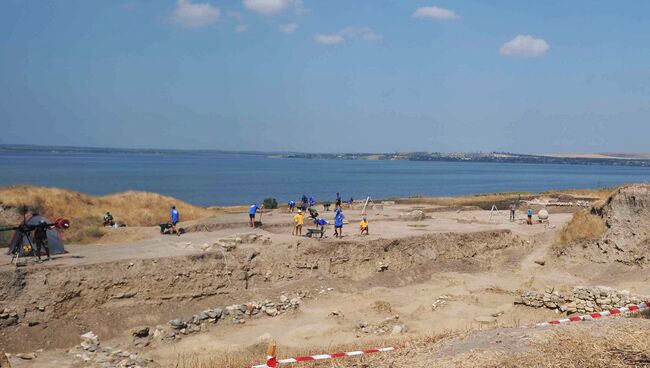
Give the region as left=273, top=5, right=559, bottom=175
left=0, top=229, right=526, bottom=352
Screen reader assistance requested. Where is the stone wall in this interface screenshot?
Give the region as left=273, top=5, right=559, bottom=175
left=516, top=286, right=646, bottom=315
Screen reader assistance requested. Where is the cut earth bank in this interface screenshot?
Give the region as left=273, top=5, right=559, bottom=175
left=2, top=186, right=649, bottom=367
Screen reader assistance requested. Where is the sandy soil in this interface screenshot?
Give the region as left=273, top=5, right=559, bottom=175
left=2, top=199, right=649, bottom=367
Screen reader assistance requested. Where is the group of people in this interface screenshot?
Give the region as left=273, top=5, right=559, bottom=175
left=290, top=192, right=368, bottom=238
left=161, top=193, right=370, bottom=240
left=508, top=202, right=536, bottom=225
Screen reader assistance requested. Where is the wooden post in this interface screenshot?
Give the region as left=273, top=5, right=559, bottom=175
left=266, top=340, right=277, bottom=368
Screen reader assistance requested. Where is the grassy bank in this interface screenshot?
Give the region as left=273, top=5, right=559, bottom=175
left=0, top=185, right=221, bottom=244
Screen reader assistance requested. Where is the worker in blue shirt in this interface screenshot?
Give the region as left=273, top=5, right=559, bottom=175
left=249, top=203, right=263, bottom=227
left=335, top=192, right=342, bottom=210
left=288, top=200, right=296, bottom=212
left=334, top=209, right=345, bottom=238
left=170, top=205, right=180, bottom=236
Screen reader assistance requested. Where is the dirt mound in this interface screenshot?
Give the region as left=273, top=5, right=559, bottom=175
left=586, top=184, right=650, bottom=264
left=557, top=184, right=650, bottom=265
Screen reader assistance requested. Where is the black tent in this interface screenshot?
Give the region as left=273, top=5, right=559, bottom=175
left=7, top=214, right=66, bottom=256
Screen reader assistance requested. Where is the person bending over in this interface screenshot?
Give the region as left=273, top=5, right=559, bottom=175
left=359, top=217, right=369, bottom=235
left=249, top=203, right=262, bottom=228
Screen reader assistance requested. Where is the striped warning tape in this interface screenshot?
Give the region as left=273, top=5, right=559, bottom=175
left=251, top=346, right=398, bottom=368
left=251, top=301, right=648, bottom=367
left=536, top=301, right=649, bottom=327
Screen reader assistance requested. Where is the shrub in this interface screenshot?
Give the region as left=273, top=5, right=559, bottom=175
left=558, top=210, right=606, bottom=245
left=263, top=197, right=278, bottom=209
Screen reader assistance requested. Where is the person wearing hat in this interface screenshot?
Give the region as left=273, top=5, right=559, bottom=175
left=249, top=203, right=263, bottom=228
left=359, top=216, right=369, bottom=235
left=293, top=209, right=305, bottom=236
left=170, top=205, right=181, bottom=236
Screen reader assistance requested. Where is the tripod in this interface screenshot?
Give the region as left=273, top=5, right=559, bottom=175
left=7, top=225, right=37, bottom=266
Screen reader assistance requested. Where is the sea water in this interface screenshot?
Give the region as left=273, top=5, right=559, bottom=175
left=1, top=150, right=649, bottom=206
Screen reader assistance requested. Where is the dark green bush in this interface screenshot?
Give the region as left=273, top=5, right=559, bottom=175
left=263, top=197, right=278, bottom=209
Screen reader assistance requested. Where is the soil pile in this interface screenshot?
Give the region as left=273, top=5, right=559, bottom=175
left=591, top=184, right=650, bottom=264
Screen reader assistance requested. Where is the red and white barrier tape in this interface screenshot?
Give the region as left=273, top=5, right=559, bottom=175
left=251, top=302, right=648, bottom=367
left=536, top=301, right=649, bottom=327
left=251, top=346, right=398, bottom=368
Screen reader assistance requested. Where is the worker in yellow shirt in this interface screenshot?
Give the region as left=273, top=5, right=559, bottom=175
left=293, top=209, right=305, bottom=236
left=359, top=217, right=369, bottom=235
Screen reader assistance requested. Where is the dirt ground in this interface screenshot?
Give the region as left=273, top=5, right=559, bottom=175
left=1, top=197, right=649, bottom=367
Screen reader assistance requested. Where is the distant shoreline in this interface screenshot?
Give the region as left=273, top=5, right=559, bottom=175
left=281, top=152, right=650, bottom=168
left=2, top=144, right=650, bottom=168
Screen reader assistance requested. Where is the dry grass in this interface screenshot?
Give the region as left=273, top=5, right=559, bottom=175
left=373, top=320, right=650, bottom=368
left=557, top=209, right=606, bottom=246
left=394, top=188, right=615, bottom=210
left=499, top=320, right=650, bottom=367
left=395, top=192, right=533, bottom=209
left=542, top=187, right=615, bottom=201
left=175, top=333, right=455, bottom=368
left=0, top=185, right=221, bottom=243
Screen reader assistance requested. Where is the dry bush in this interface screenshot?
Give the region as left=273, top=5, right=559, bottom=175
left=0, top=185, right=221, bottom=243
left=558, top=210, right=606, bottom=245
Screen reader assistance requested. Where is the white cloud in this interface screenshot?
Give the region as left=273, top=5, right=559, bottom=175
left=242, top=0, right=309, bottom=15
left=500, top=35, right=550, bottom=57
left=279, top=23, right=297, bottom=33
left=314, top=33, right=345, bottom=45
left=235, top=24, right=248, bottom=33
left=314, top=27, right=382, bottom=45
left=412, top=6, right=458, bottom=20
left=172, top=0, right=220, bottom=28
left=243, top=0, right=289, bottom=14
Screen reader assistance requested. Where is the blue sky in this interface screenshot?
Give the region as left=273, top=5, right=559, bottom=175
left=1, top=0, right=650, bottom=153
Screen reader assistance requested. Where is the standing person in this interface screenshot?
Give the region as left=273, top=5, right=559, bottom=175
left=293, top=209, right=305, bottom=236
left=334, top=209, right=345, bottom=238
left=288, top=200, right=296, bottom=213
left=527, top=207, right=534, bottom=225
left=359, top=217, right=369, bottom=235
left=335, top=192, right=342, bottom=211
left=249, top=203, right=262, bottom=228
left=301, top=194, right=308, bottom=210
left=170, top=205, right=180, bottom=236
left=34, top=220, right=51, bottom=263
left=509, top=202, right=516, bottom=222
left=309, top=196, right=315, bottom=208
